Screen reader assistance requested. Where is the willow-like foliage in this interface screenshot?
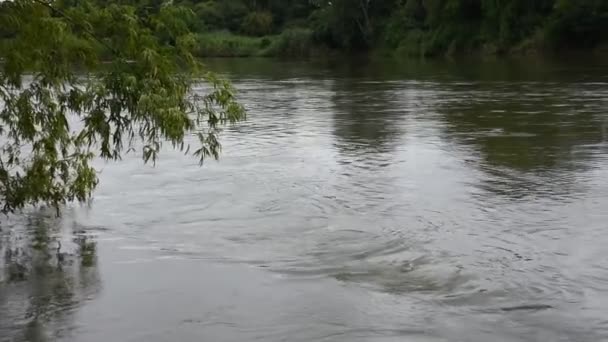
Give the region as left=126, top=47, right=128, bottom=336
left=0, top=0, right=245, bottom=214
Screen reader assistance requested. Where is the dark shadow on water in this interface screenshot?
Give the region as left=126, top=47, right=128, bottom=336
left=436, top=79, right=608, bottom=200
left=0, top=210, right=101, bottom=342
left=203, top=55, right=608, bottom=83
left=330, top=79, right=403, bottom=157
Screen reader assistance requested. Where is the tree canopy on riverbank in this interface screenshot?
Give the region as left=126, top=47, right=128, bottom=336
left=3, top=0, right=607, bottom=57
left=121, top=0, right=608, bottom=57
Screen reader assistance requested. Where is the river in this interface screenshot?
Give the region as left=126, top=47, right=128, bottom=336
left=1, top=57, right=608, bottom=342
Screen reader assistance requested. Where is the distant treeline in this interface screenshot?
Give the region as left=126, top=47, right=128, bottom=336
left=5, top=0, right=608, bottom=57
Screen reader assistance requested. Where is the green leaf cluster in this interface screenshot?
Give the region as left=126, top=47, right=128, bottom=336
left=0, top=0, right=245, bottom=214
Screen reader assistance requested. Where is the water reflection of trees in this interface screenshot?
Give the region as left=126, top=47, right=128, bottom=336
left=325, top=78, right=415, bottom=219
left=0, top=211, right=100, bottom=342
left=330, top=79, right=404, bottom=156
left=437, top=82, right=608, bottom=199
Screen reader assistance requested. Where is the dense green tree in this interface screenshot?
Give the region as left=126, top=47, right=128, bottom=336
left=544, top=0, right=608, bottom=49
left=384, top=0, right=608, bottom=56
left=104, top=0, right=606, bottom=57
left=309, top=0, right=398, bottom=49
left=0, top=0, right=245, bottom=214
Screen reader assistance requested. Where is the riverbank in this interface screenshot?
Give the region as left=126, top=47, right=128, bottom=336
left=188, top=1, right=608, bottom=60
left=194, top=30, right=319, bottom=58
left=193, top=31, right=608, bottom=60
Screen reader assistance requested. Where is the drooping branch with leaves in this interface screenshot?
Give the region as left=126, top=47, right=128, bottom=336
left=0, top=0, right=245, bottom=214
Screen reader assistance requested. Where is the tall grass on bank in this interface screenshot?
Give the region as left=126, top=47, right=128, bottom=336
left=195, top=31, right=266, bottom=57
left=194, top=29, right=316, bottom=58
